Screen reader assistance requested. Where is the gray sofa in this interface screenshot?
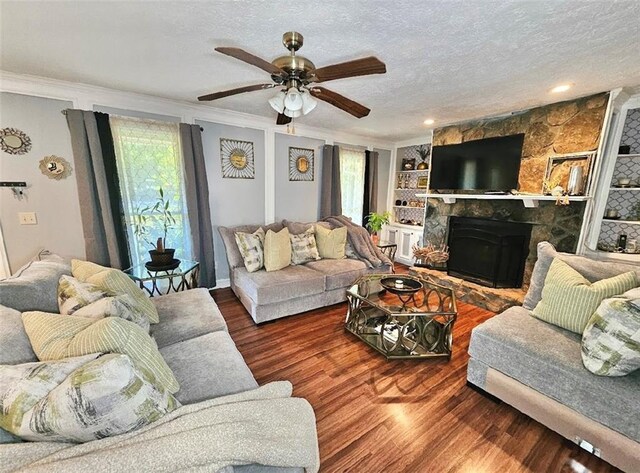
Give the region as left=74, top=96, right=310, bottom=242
left=0, top=255, right=316, bottom=473
left=467, top=242, right=640, bottom=472
left=219, top=220, right=392, bottom=324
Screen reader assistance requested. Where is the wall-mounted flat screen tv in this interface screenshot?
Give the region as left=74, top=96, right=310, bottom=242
left=429, top=133, right=525, bottom=191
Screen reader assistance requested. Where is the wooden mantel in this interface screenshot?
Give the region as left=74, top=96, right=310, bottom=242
left=416, top=193, right=590, bottom=209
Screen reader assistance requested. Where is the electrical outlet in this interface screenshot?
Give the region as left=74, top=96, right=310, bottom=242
left=18, top=212, right=37, bottom=225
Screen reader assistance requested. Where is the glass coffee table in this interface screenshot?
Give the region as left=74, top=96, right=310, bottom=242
left=124, top=260, right=200, bottom=297
left=345, top=274, right=457, bottom=360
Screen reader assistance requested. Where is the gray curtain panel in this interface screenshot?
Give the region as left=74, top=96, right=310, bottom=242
left=65, top=110, right=129, bottom=269
left=320, top=144, right=342, bottom=218
left=180, top=123, right=216, bottom=288
left=368, top=151, right=378, bottom=214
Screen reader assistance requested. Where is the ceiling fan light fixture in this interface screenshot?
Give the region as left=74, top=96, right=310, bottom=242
left=284, top=88, right=303, bottom=111
left=284, top=107, right=302, bottom=118
left=301, top=90, right=317, bottom=115
left=268, top=90, right=286, bottom=113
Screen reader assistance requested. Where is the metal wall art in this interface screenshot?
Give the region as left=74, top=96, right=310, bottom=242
left=39, top=155, right=72, bottom=180
left=1, top=128, right=32, bottom=155
left=289, top=147, right=314, bottom=181
left=220, top=138, right=255, bottom=179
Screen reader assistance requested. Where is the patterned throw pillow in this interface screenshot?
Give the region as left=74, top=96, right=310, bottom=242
left=22, top=311, right=179, bottom=393
left=72, top=260, right=159, bottom=324
left=57, top=275, right=108, bottom=315
left=73, top=294, right=151, bottom=332
left=532, top=258, right=637, bottom=334
left=234, top=228, right=265, bottom=272
left=581, top=297, right=640, bottom=376
left=315, top=225, right=347, bottom=259
left=290, top=227, right=321, bottom=265
left=0, top=353, right=179, bottom=442
left=264, top=228, right=291, bottom=272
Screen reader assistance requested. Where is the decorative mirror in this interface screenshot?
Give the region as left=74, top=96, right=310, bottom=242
left=220, top=138, right=255, bottom=179
left=289, top=147, right=314, bottom=181
left=0, top=128, right=32, bottom=155
left=39, top=155, right=72, bottom=180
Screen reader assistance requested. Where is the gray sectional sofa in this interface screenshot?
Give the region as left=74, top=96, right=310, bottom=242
left=219, top=220, right=392, bottom=324
left=467, top=242, right=640, bottom=472
left=0, top=255, right=316, bottom=473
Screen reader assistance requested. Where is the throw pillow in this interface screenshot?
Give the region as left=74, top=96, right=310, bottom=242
left=264, top=228, right=291, bottom=272
left=22, top=311, right=179, bottom=393
left=58, top=275, right=109, bottom=315
left=234, top=227, right=265, bottom=273
left=290, top=227, right=321, bottom=265
left=532, top=258, right=637, bottom=334
left=581, top=296, right=640, bottom=376
left=0, top=353, right=179, bottom=442
left=73, top=294, right=151, bottom=332
left=71, top=260, right=159, bottom=324
left=315, top=225, right=347, bottom=259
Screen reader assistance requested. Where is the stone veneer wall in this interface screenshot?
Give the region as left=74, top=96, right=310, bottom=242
left=425, top=93, right=609, bottom=288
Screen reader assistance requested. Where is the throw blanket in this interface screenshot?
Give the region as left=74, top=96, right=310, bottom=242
left=323, top=216, right=393, bottom=269
left=1, top=382, right=319, bottom=473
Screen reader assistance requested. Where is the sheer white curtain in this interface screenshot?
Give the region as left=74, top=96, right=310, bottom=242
left=110, top=117, right=192, bottom=267
left=339, top=147, right=366, bottom=224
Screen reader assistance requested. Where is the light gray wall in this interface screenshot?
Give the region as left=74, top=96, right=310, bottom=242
left=0, top=92, right=85, bottom=272
left=196, top=120, right=265, bottom=281
left=274, top=133, right=325, bottom=222
left=375, top=148, right=391, bottom=213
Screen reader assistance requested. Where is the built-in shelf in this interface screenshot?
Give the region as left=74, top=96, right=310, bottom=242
left=416, top=193, right=590, bottom=208
left=602, top=219, right=640, bottom=225
left=393, top=205, right=425, bottom=209
left=609, top=187, right=640, bottom=191
left=389, top=222, right=424, bottom=230
left=394, top=188, right=426, bottom=191
left=617, top=153, right=640, bottom=158
left=396, top=169, right=429, bottom=174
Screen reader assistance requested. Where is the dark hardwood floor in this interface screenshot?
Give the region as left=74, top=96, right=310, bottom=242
left=211, top=268, right=619, bottom=473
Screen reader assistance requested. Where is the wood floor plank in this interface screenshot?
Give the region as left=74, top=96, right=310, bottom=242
left=211, top=265, right=620, bottom=473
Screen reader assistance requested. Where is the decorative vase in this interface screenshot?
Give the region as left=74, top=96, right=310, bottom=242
left=417, top=161, right=428, bottom=170
left=149, top=248, right=176, bottom=266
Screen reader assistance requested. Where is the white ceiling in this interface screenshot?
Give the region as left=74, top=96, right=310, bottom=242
left=1, top=1, right=639, bottom=141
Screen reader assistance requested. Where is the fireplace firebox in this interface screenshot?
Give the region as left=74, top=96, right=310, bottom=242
left=446, top=216, right=532, bottom=288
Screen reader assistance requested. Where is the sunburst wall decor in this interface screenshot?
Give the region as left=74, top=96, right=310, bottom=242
left=1, top=127, right=32, bottom=155
left=289, top=147, right=314, bottom=181
left=220, top=138, right=255, bottom=179
left=39, top=155, right=72, bottom=180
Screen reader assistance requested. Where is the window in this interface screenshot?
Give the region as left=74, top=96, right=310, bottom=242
left=340, top=147, right=366, bottom=224
left=110, top=116, right=192, bottom=267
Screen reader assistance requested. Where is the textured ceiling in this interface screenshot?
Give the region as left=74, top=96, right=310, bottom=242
left=1, top=1, right=639, bottom=141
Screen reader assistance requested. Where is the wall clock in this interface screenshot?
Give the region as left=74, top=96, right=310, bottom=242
left=289, top=147, right=314, bottom=181
left=220, top=138, right=255, bottom=179
left=1, top=127, right=32, bottom=155
left=39, top=155, right=72, bottom=180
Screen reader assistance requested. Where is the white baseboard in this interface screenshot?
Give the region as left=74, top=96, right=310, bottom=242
left=212, top=278, right=230, bottom=289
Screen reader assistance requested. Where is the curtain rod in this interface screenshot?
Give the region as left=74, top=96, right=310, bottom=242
left=60, top=110, right=203, bottom=131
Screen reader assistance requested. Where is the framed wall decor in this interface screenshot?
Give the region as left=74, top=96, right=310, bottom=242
left=417, top=176, right=429, bottom=188
left=39, top=156, right=72, bottom=180
left=220, top=138, right=255, bottom=179
left=289, top=147, right=314, bottom=181
left=1, top=127, right=32, bottom=155
left=543, top=152, right=595, bottom=195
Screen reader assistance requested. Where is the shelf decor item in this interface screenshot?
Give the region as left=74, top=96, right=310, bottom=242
left=38, top=155, right=72, bottom=180
left=401, top=157, right=415, bottom=170
left=417, top=176, right=429, bottom=188
left=220, top=138, right=255, bottom=179
left=0, top=127, right=32, bottom=155
left=416, top=144, right=430, bottom=170
left=288, top=147, right=314, bottom=181
left=543, top=152, right=594, bottom=196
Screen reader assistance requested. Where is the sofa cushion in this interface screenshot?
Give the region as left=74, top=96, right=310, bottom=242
left=160, top=331, right=258, bottom=404
left=0, top=305, right=37, bottom=365
left=264, top=228, right=291, bottom=272
left=469, top=306, right=640, bottom=442
left=0, top=253, right=71, bottom=313
left=72, top=294, right=151, bottom=332
left=235, top=227, right=265, bottom=273
left=219, top=223, right=285, bottom=271
left=57, top=275, right=108, bottom=315
left=151, top=288, right=227, bottom=349
left=282, top=219, right=330, bottom=235
left=290, top=227, right=320, bottom=265
left=234, top=265, right=325, bottom=305
left=531, top=258, right=637, bottom=333
left=304, top=259, right=368, bottom=291
left=524, top=242, right=640, bottom=310
left=315, top=225, right=347, bottom=259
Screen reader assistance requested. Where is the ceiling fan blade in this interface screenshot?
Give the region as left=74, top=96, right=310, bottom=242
left=276, top=113, right=292, bottom=125
left=309, top=87, right=370, bottom=118
left=308, top=56, right=386, bottom=83
left=215, top=47, right=285, bottom=76
left=198, top=84, right=274, bottom=101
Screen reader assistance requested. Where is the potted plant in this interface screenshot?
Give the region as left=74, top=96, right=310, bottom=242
left=133, top=187, right=178, bottom=267
left=365, top=211, right=391, bottom=245
left=416, top=145, right=430, bottom=170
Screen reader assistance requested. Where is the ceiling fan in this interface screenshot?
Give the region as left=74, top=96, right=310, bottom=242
left=197, top=31, right=386, bottom=125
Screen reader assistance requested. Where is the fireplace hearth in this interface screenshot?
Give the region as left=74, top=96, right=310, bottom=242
left=447, top=216, right=532, bottom=288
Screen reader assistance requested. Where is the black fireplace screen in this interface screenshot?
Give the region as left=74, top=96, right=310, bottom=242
left=446, top=217, right=532, bottom=288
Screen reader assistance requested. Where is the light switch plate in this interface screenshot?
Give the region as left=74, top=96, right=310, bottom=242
left=18, top=212, right=37, bottom=225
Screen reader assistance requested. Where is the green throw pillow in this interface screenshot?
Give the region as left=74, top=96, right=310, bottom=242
left=315, top=225, right=347, bottom=259
left=581, top=296, right=640, bottom=376
left=0, top=353, right=178, bottom=442
left=234, top=227, right=265, bottom=272
left=264, top=228, right=291, bottom=272
left=22, top=311, right=179, bottom=393
left=532, top=258, right=637, bottom=334
left=290, top=227, right=321, bottom=265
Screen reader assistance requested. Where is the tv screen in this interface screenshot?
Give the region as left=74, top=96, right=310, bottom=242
left=429, top=134, right=524, bottom=191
